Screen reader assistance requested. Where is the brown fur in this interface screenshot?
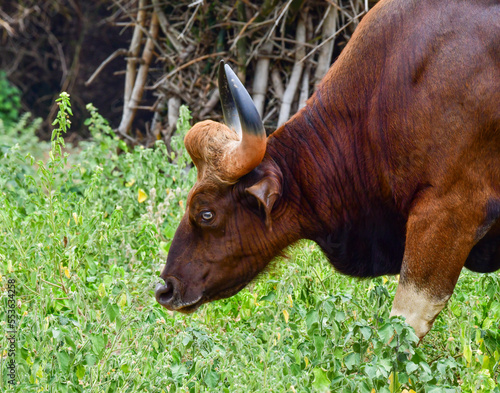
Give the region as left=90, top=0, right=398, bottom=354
left=156, top=0, right=500, bottom=336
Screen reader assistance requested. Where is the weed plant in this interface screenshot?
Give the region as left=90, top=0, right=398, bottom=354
left=0, top=94, right=498, bottom=392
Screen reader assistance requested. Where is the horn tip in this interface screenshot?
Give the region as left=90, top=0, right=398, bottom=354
left=224, top=63, right=236, bottom=77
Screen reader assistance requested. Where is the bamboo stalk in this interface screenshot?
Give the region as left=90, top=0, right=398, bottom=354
left=236, top=1, right=248, bottom=80
left=167, top=97, right=181, bottom=133
left=278, top=14, right=306, bottom=126
left=118, top=11, right=159, bottom=137
left=150, top=95, right=165, bottom=145
left=252, top=42, right=273, bottom=117
left=124, top=0, right=147, bottom=111
left=298, top=63, right=310, bottom=109
left=314, top=4, right=338, bottom=87
left=271, top=68, right=285, bottom=100
left=163, top=96, right=181, bottom=148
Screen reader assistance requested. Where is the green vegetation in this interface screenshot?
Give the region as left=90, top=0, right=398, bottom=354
left=0, top=72, right=22, bottom=127
left=0, top=94, right=499, bottom=392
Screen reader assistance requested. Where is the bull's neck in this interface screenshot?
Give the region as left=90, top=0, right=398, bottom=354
left=266, top=85, right=384, bottom=240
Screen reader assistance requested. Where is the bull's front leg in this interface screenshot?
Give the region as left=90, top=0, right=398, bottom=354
left=390, top=192, right=488, bottom=339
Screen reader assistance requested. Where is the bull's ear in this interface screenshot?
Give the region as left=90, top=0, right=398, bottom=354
left=245, top=176, right=281, bottom=229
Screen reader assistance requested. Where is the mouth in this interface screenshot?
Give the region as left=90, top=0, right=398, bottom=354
left=155, top=279, right=249, bottom=313
left=211, top=282, right=248, bottom=301
left=175, top=295, right=205, bottom=314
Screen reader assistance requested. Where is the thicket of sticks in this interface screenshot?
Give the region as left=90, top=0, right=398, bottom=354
left=0, top=0, right=378, bottom=146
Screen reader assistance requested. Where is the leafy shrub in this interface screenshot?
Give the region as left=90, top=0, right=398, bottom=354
left=0, top=72, right=22, bottom=126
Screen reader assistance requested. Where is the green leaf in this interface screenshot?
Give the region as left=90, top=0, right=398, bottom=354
left=378, top=322, right=395, bottom=343
left=334, top=310, right=346, bottom=321
left=463, top=343, right=472, bottom=363
left=106, top=303, right=120, bottom=322
left=163, top=224, right=176, bottom=239
left=363, top=364, right=377, bottom=379
left=344, top=352, right=360, bottom=370
left=91, top=334, right=107, bottom=358
left=121, top=364, right=131, bottom=374
left=57, top=351, right=71, bottom=374
left=65, top=336, right=77, bottom=352
left=312, top=368, right=330, bottom=392
left=182, top=334, right=193, bottom=348
left=313, top=334, right=326, bottom=355
left=359, top=326, right=372, bottom=340
left=259, top=291, right=276, bottom=302
left=204, top=370, right=220, bottom=388
left=159, top=241, right=171, bottom=254
left=85, top=354, right=97, bottom=367
left=98, top=282, right=106, bottom=297
left=76, top=364, right=85, bottom=380
left=388, top=371, right=399, bottom=393
left=405, top=361, right=418, bottom=374
left=306, top=310, right=320, bottom=335
left=171, top=364, right=187, bottom=380
left=52, top=328, right=62, bottom=340
left=117, top=293, right=127, bottom=308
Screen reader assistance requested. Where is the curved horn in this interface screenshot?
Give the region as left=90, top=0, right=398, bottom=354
left=218, top=61, right=267, bottom=181
left=218, top=61, right=242, bottom=138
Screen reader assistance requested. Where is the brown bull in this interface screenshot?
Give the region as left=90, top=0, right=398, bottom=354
left=156, top=0, right=500, bottom=339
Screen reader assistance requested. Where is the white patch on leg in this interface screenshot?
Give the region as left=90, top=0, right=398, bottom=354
left=390, top=284, right=450, bottom=339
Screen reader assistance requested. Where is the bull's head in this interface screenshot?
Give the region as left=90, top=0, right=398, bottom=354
left=155, top=61, right=290, bottom=313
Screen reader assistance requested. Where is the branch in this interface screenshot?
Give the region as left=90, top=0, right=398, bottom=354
left=85, top=48, right=128, bottom=86
left=152, top=52, right=226, bottom=89
left=200, top=89, right=220, bottom=118
left=300, top=11, right=366, bottom=65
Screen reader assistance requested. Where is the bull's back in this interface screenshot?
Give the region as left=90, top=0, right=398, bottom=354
left=355, top=0, right=500, bottom=204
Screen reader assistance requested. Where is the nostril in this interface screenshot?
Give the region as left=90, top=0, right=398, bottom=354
left=160, top=285, right=173, bottom=303
left=155, top=279, right=176, bottom=306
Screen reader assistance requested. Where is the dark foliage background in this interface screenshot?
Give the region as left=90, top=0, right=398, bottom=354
left=0, top=0, right=378, bottom=145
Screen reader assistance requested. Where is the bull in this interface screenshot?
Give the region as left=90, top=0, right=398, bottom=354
left=155, top=0, right=500, bottom=339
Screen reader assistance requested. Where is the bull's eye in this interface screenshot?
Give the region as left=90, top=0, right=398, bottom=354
left=200, top=210, right=214, bottom=222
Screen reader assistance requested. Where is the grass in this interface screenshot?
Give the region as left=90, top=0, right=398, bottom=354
left=0, top=94, right=499, bottom=393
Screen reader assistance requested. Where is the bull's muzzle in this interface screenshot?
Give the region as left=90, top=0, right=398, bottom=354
left=155, top=276, right=203, bottom=313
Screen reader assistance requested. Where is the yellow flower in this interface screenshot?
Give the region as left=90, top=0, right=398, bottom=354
left=138, top=189, right=148, bottom=203
left=283, top=309, right=289, bottom=323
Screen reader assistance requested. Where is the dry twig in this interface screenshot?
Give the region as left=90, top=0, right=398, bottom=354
left=85, top=48, right=128, bottom=86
